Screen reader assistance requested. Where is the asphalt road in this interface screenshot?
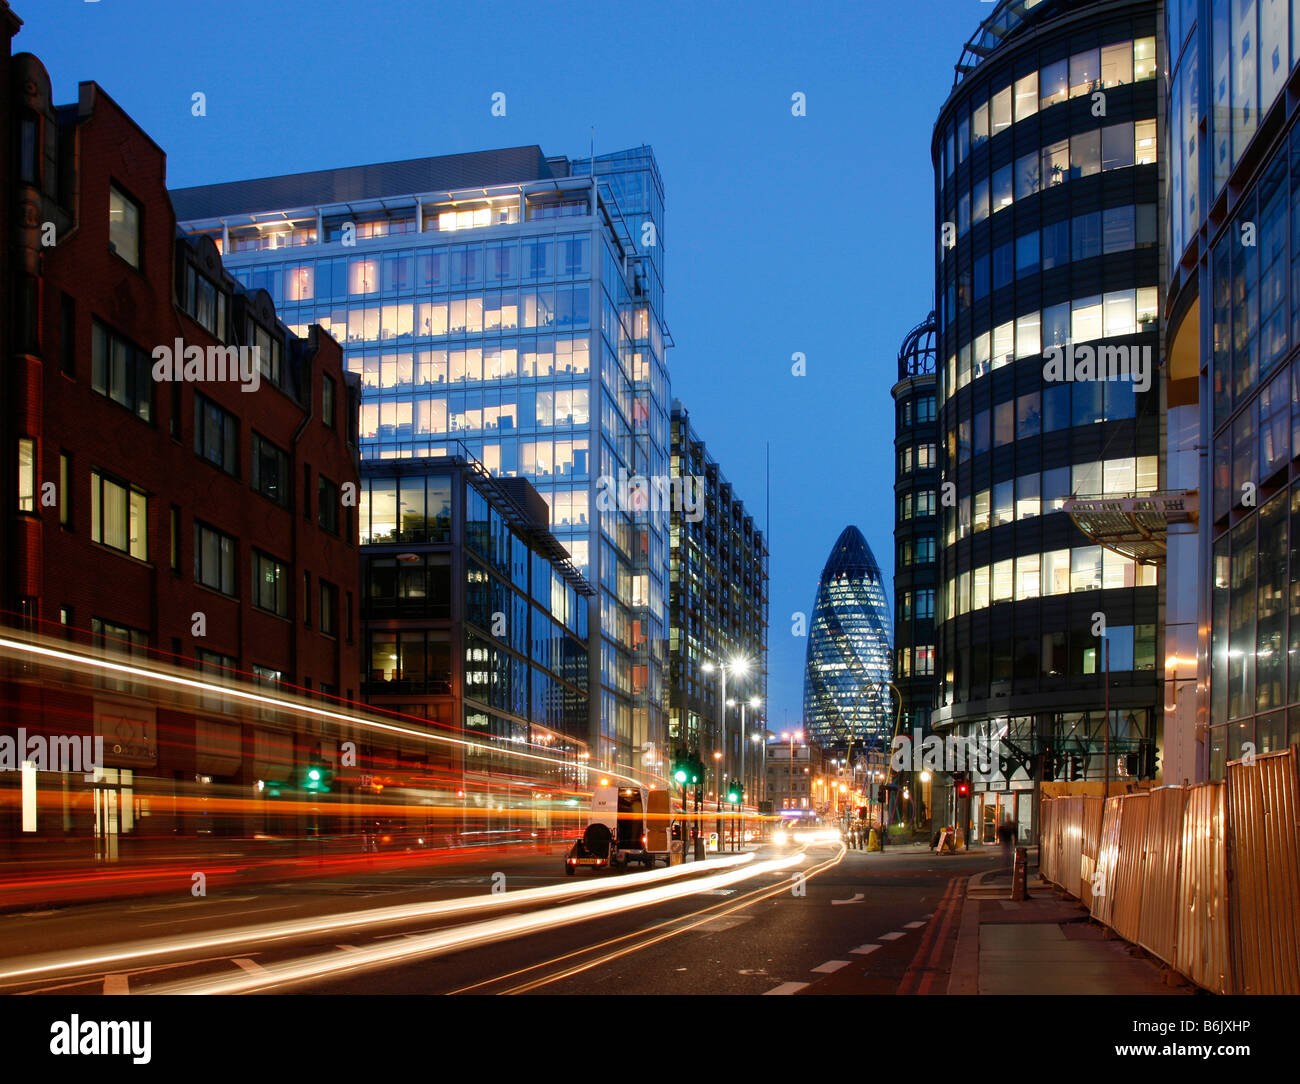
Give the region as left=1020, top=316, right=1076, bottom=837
left=0, top=841, right=999, bottom=995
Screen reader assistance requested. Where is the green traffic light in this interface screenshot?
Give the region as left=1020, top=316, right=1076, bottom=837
left=673, top=767, right=688, bottom=784
left=307, top=768, right=322, bottom=782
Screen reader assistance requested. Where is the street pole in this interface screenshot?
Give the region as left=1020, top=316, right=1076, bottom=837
left=1103, top=637, right=1111, bottom=801
left=720, top=665, right=728, bottom=788
left=739, top=700, right=748, bottom=847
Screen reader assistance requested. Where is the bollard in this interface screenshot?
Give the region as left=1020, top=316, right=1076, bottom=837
left=1011, top=845, right=1029, bottom=900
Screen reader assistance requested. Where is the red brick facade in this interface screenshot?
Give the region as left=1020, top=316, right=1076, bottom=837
left=8, top=58, right=361, bottom=696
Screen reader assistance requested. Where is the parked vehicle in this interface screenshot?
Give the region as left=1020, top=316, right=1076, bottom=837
left=564, top=782, right=675, bottom=874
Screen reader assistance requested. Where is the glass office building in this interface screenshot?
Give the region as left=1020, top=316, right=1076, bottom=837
left=668, top=402, right=769, bottom=802
left=801, top=526, right=893, bottom=749
left=1165, top=1, right=1300, bottom=779
left=931, top=0, right=1163, bottom=834
left=893, top=314, right=940, bottom=826
left=173, top=145, right=671, bottom=773
left=358, top=456, right=591, bottom=793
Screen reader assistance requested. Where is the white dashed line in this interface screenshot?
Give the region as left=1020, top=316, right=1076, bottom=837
left=811, top=960, right=850, bottom=974
left=905, top=920, right=927, bottom=928
left=232, top=957, right=267, bottom=974
left=850, top=944, right=882, bottom=956
left=879, top=931, right=905, bottom=941
left=103, top=973, right=129, bottom=995
left=763, top=981, right=810, bottom=995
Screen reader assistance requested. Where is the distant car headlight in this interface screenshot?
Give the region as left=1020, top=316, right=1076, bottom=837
left=774, top=830, right=789, bottom=845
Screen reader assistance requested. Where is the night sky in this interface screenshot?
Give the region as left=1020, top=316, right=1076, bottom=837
left=25, top=0, right=985, bottom=733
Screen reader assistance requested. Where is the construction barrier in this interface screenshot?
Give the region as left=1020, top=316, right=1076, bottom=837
left=1227, top=751, right=1300, bottom=994
left=1176, top=782, right=1231, bottom=993
left=1061, top=796, right=1085, bottom=900
left=1038, top=795, right=1057, bottom=886
left=1079, top=795, right=1104, bottom=910
left=1039, top=746, right=1299, bottom=994
left=1136, top=785, right=1186, bottom=970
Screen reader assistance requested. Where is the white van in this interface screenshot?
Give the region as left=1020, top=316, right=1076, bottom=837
left=564, top=782, right=675, bottom=874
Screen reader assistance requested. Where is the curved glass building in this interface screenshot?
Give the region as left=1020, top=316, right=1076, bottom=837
left=893, top=313, right=939, bottom=734
left=931, top=0, right=1163, bottom=839
left=893, top=314, right=940, bottom=827
left=801, top=526, right=892, bottom=748
left=1164, top=1, right=1300, bottom=780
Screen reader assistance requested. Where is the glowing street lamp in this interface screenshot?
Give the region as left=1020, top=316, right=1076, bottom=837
left=701, top=655, right=752, bottom=801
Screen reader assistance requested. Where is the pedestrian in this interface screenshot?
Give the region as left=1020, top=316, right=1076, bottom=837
left=877, top=818, right=887, bottom=851
left=998, top=817, right=1016, bottom=868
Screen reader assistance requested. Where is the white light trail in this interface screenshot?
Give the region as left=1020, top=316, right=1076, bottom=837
left=150, top=851, right=809, bottom=994
left=0, top=851, right=759, bottom=984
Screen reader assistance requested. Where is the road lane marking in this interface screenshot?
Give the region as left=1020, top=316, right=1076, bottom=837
left=905, top=920, right=926, bottom=928
left=451, top=845, right=847, bottom=995
left=103, top=973, right=129, bottom=995
left=850, top=944, right=882, bottom=956
left=140, top=903, right=302, bottom=927
left=233, top=957, right=267, bottom=974
left=879, top=931, right=905, bottom=941
left=763, top=981, right=809, bottom=995
left=811, top=960, right=850, bottom=973
left=831, top=893, right=865, bottom=905
left=688, top=915, right=750, bottom=933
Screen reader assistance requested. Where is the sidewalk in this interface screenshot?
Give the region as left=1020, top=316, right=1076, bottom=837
left=948, top=861, right=1191, bottom=995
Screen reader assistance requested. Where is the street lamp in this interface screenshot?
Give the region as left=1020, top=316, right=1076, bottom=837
left=742, top=695, right=762, bottom=808
left=736, top=694, right=762, bottom=844
left=780, top=730, right=803, bottom=822
left=713, top=750, right=723, bottom=846
left=702, top=655, right=751, bottom=814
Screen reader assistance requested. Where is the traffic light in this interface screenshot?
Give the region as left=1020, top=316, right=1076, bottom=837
left=672, top=758, right=702, bottom=787
left=1067, top=755, right=1082, bottom=782
left=302, top=764, right=332, bottom=793
left=1141, top=741, right=1158, bottom=780
left=954, top=772, right=970, bottom=798
left=1124, top=752, right=1140, bottom=778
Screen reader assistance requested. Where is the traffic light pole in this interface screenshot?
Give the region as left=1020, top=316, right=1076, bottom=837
left=1103, top=638, right=1111, bottom=801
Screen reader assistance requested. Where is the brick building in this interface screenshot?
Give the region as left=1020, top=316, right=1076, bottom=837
left=1, top=19, right=363, bottom=857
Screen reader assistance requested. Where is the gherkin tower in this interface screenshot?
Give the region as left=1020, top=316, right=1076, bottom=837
left=801, top=526, right=893, bottom=747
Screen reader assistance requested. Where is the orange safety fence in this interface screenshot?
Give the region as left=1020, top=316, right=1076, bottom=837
left=1136, top=786, right=1185, bottom=970
left=1079, top=795, right=1104, bottom=910
left=1227, top=750, right=1300, bottom=994
left=1039, top=746, right=1300, bottom=994
left=1109, top=790, right=1148, bottom=945
left=1176, top=781, right=1231, bottom=994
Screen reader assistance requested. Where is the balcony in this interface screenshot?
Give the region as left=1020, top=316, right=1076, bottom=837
left=1063, top=490, right=1198, bottom=565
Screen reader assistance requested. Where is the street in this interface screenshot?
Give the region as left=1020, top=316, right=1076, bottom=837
left=0, top=841, right=996, bottom=996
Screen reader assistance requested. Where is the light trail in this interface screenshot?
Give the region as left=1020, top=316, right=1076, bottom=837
left=0, top=851, right=757, bottom=985
left=0, top=632, right=653, bottom=788
left=462, top=842, right=848, bottom=994
left=146, top=852, right=810, bottom=994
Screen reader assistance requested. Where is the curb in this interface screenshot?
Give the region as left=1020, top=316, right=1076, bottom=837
left=946, top=868, right=998, bottom=994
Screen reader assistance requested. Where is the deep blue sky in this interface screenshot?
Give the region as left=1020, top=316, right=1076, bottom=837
left=23, top=0, right=982, bottom=733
